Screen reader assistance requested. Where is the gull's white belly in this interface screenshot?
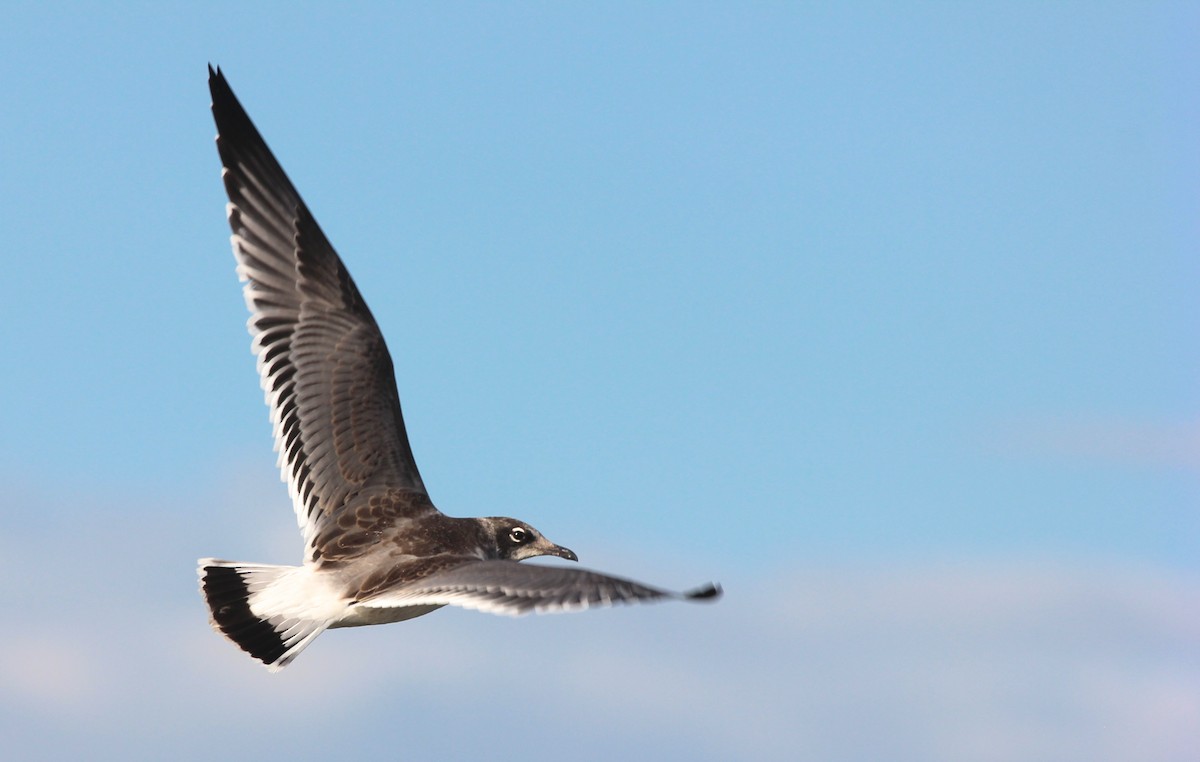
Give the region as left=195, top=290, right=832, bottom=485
left=330, top=603, right=445, bottom=628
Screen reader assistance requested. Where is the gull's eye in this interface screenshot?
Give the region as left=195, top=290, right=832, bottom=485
left=509, top=527, right=529, bottom=543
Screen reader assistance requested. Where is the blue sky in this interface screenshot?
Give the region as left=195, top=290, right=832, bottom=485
left=1, top=3, right=1196, bottom=760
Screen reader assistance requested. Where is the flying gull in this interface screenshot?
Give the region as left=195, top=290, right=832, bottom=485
left=198, top=67, right=721, bottom=671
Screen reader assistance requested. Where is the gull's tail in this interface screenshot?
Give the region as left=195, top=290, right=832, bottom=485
left=198, top=559, right=340, bottom=671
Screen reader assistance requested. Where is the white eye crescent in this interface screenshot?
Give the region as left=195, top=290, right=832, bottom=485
left=509, top=527, right=528, bottom=543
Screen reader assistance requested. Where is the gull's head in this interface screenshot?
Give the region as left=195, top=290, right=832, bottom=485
left=483, top=518, right=578, bottom=562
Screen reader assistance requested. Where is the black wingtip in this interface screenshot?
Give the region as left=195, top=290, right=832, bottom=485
left=207, top=64, right=237, bottom=111
left=685, top=582, right=722, bottom=601
left=205, top=65, right=278, bottom=178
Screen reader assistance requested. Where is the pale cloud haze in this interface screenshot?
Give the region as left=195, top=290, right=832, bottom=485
left=2, top=484, right=1195, bottom=760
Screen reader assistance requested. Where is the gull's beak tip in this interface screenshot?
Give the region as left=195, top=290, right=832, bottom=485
left=554, top=545, right=578, bottom=562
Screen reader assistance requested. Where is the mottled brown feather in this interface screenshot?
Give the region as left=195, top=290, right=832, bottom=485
left=210, top=66, right=429, bottom=560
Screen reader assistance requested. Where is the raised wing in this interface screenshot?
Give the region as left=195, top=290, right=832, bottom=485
left=357, top=560, right=721, bottom=616
left=208, top=66, right=428, bottom=554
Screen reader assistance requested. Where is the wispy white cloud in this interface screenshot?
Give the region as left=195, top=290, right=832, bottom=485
left=1, top=466, right=1196, bottom=760
left=2, top=502, right=1195, bottom=762
left=985, top=416, right=1200, bottom=471
left=0, top=635, right=103, bottom=713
